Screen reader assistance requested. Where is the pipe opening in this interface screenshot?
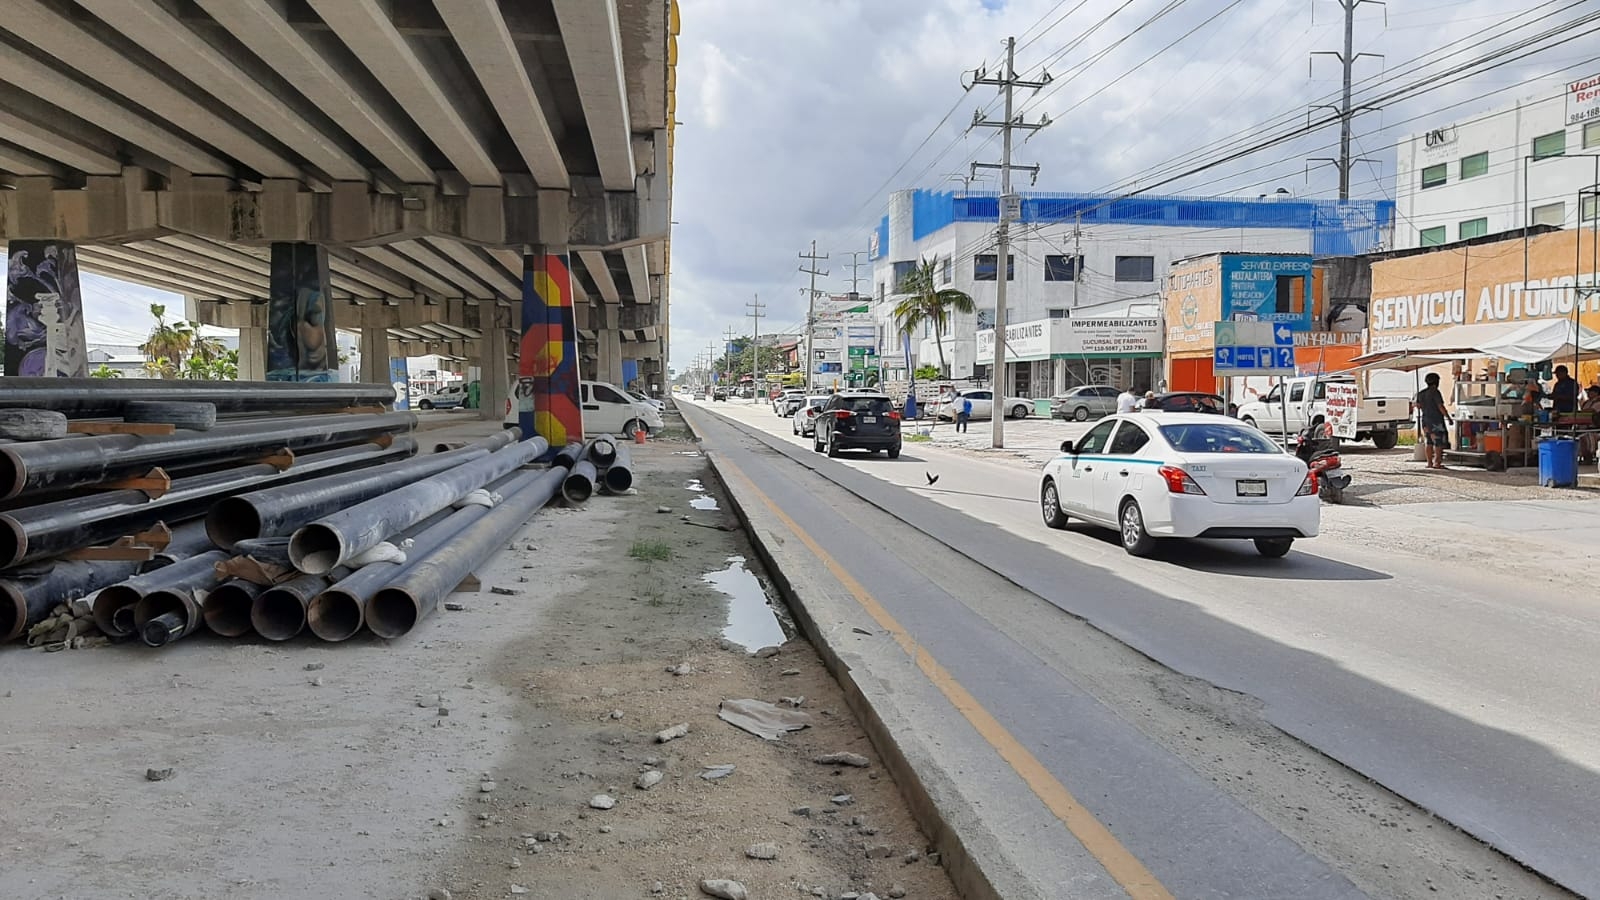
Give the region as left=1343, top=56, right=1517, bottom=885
left=288, top=524, right=343, bottom=575
left=204, top=582, right=262, bottom=637
left=366, top=587, right=418, bottom=639
left=252, top=588, right=309, bottom=641
left=307, top=590, right=363, bottom=642
left=562, top=475, right=593, bottom=504
left=141, top=611, right=186, bottom=647
left=603, top=467, right=633, bottom=493
left=94, top=586, right=140, bottom=637
left=206, top=498, right=263, bottom=551
left=0, top=449, right=25, bottom=501
left=1, top=586, right=25, bottom=643
left=133, top=589, right=190, bottom=634
left=0, top=517, right=26, bottom=569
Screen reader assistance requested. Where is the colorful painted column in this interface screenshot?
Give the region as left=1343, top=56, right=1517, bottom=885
left=266, top=242, right=336, bottom=382
left=5, top=240, right=87, bottom=377
left=519, top=250, right=583, bottom=450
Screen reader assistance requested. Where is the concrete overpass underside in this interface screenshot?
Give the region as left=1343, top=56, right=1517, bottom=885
left=0, top=0, right=679, bottom=419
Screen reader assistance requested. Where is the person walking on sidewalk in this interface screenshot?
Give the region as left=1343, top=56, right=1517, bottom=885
left=1416, top=372, right=1453, bottom=469
left=1116, top=386, right=1139, bottom=414
left=956, top=396, right=973, bottom=433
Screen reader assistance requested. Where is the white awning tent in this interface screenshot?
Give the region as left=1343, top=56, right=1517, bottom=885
left=1349, top=319, right=1600, bottom=372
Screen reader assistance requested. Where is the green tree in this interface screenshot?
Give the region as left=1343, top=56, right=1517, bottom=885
left=892, top=257, right=974, bottom=377
left=713, top=339, right=787, bottom=383
left=89, top=363, right=122, bottom=379
left=139, top=303, right=194, bottom=377
left=913, top=363, right=940, bottom=381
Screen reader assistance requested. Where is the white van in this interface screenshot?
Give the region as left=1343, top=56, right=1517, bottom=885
left=505, top=380, right=665, bottom=436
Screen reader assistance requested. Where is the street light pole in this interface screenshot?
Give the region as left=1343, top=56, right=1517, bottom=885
left=800, top=242, right=830, bottom=392
left=747, top=293, right=766, bottom=399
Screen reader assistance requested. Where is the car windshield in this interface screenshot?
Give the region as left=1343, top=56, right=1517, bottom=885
left=806, top=396, right=829, bottom=408
left=1159, top=422, right=1282, bottom=454
left=839, top=396, right=892, bottom=413
left=1161, top=394, right=1223, bottom=413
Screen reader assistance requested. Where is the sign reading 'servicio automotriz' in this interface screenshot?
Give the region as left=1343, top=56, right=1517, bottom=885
left=1220, top=255, right=1315, bottom=331
left=1568, top=73, right=1600, bottom=126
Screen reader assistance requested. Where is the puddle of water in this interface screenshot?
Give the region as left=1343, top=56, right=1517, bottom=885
left=689, top=495, right=720, bottom=510
left=705, top=555, right=786, bottom=652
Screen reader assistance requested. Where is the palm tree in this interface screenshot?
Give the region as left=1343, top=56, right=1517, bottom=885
left=891, top=256, right=975, bottom=378
left=140, top=303, right=194, bottom=377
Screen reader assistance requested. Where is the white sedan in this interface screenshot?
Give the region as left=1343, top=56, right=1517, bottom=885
left=1039, top=412, right=1319, bottom=558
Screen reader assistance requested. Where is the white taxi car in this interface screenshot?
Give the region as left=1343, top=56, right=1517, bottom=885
left=1039, top=412, right=1319, bottom=558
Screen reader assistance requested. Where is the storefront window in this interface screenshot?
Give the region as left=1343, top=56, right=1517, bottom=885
left=1531, top=131, right=1565, bottom=160
left=1459, top=152, right=1488, bottom=179
left=1421, top=163, right=1447, bottom=189
left=1419, top=226, right=1446, bottom=247
left=1459, top=217, right=1488, bottom=240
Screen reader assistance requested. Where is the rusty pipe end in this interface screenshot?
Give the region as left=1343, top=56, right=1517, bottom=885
left=204, top=581, right=263, bottom=637
left=251, top=587, right=308, bottom=641
left=1, top=582, right=26, bottom=643
left=0, top=447, right=24, bottom=501
left=93, top=585, right=141, bottom=638
left=366, top=586, right=419, bottom=640
left=0, top=516, right=26, bottom=570
left=307, top=588, right=364, bottom=642
left=288, top=524, right=344, bottom=576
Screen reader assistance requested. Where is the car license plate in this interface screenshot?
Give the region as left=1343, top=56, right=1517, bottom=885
left=1236, top=479, right=1267, bottom=497
left=862, top=416, right=876, bottom=423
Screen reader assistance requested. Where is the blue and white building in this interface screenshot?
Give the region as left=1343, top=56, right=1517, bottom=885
left=869, top=189, right=1393, bottom=396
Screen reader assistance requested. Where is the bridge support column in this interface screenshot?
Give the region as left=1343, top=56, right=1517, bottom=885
left=266, top=242, right=336, bottom=382
left=475, top=300, right=510, bottom=423
left=519, top=249, right=583, bottom=451
left=238, top=327, right=268, bottom=381
left=4, top=239, right=87, bottom=377
left=595, top=306, right=624, bottom=387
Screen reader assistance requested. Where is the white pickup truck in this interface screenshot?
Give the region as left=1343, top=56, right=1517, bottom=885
left=1236, top=376, right=1411, bottom=448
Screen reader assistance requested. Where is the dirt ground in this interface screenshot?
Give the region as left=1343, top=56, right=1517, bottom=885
left=0, top=431, right=958, bottom=900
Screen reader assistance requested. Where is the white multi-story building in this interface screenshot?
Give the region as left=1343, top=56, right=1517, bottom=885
left=1394, top=74, right=1600, bottom=250
left=868, top=189, right=1393, bottom=395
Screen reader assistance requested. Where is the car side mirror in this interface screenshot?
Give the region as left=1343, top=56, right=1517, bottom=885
left=1060, top=440, right=1076, bottom=454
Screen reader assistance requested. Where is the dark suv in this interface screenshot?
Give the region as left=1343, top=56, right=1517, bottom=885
left=813, top=391, right=902, bottom=458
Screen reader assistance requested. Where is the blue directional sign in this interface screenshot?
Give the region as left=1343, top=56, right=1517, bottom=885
left=1214, top=346, right=1234, bottom=369
left=1273, top=346, right=1296, bottom=370
left=1273, top=323, right=1295, bottom=346
left=1234, top=347, right=1258, bottom=370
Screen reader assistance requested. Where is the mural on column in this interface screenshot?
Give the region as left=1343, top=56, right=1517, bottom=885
left=5, top=240, right=88, bottom=377
left=520, top=251, right=583, bottom=450
left=389, top=357, right=411, bottom=410
left=266, top=242, right=336, bottom=382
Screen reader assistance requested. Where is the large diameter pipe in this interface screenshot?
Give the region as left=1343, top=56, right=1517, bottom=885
left=0, top=411, right=416, bottom=500
left=1, top=438, right=416, bottom=568
left=251, top=574, right=328, bottom=641
left=92, top=550, right=230, bottom=638
left=562, top=460, right=598, bottom=504
left=1, top=557, right=143, bottom=642
left=0, top=377, right=395, bottom=418
left=143, top=519, right=220, bottom=573
left=134, top=584, right=217, bottom=648
left=307, top=474, right=527, bottom=641
left=203, top=579, right=265, bottom=637
left=206, top=430, right=513, bottom=550
left=552, top=442, right=585, bottom=470
left=588, top=435, right=619, bottom=467
left=367, top=466, right=565, bottom=639
left=289, top=437, right=548, bottom=575
left=601, top=443, right=634, bottom=493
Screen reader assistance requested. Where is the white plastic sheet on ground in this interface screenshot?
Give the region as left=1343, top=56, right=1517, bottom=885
left=717, top=698, right=811, bottom=741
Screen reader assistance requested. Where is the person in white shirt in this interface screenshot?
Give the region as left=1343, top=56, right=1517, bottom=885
left=1116, top=388, right=1139, bottom=414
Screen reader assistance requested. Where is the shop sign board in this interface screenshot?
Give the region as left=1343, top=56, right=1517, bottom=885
left=1324, top=382, right=1360, bottom=439
left=1064, top=317, right=1161, bottom=355
left=1220, top=255, right=1315, bottom=330
left=1213, top=320, right=1295, bottom=374
left=1567, top=73, right=1600, bottom=126
left=1164, top=257, right=1222, bottom=354
left=976, top=319, right=1052, bottom=364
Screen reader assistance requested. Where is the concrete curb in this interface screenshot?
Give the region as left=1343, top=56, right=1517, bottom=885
left=680, top=405, right=1056, bottom=900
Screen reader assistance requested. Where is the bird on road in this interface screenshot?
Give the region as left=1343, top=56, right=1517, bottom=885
left=925, top=472, right=939, bottom=486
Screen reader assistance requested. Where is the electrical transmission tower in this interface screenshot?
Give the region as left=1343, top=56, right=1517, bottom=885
left=1311, top=0, right=1385, bottom=199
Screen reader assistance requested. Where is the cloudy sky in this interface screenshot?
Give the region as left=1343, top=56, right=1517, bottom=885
left=666, top=0, right=1600, bottom=369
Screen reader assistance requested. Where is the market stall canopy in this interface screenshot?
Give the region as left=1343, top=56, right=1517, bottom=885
left=1350, top=319, right=1600, bottom=371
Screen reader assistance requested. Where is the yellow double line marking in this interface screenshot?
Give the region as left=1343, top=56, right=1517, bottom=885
left=716, top=454, right=1175, bottom=900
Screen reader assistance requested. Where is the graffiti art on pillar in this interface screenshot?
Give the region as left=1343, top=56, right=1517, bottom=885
left=5, top=241, right=87, bottom=378
left=389, top=357, right=411, bottom=410
left=520, top=251, right=583, bottom=450
left=266, top=242, right=336, bottom=383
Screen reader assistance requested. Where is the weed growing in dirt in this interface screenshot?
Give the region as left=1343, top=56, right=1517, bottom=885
left=629, top=539, right=672, bottom=561
left=904, top=434, right=932, bottom=443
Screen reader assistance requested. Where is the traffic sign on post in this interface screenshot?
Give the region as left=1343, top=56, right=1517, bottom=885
left=1273, top=324, right=1295, bottom=346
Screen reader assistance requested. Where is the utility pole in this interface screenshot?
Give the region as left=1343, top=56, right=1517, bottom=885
left=799, top=241, right=830, bottom=392
left=705, top=340, right=715, bottom=395
left=722, top=326, right=737, bottom=394
left=838, top=250, right=868, bottom=298
left=1072, top=211, right=1083, bottom=308
left=1311, top=0, right=1384, bottom=199
left=971, top=37, right=1051, bottom=449
left=746, top=293, right=766, bottom=396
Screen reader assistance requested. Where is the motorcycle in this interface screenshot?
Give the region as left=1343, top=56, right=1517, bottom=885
left=1295, top=422, right=1351, bottom=504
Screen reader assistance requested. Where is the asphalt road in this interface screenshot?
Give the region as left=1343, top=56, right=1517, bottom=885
left=683, top=396, right=1598, bottom=897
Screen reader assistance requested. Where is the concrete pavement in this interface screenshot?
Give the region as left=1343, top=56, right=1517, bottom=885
left=681, top=399, right=1575, bottom=899
left=685, top=396, right=1596, bottom=894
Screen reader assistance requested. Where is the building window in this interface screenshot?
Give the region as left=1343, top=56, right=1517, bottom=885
left=1047, top=308, right=1070, bottom=319
left=1459, top=152, right=1488, bottom=180
left=1459, top=217, right=1488, bottom=240
left=1419, top=226, right=1446, bottom=247
left=976, top=309, right=995, bottom=330
left=1581, top=195, right=1597, bottom=223
left=1113, top=255, right=1155, bottom=282
left=973, top=254, right=1014, bottom=281
left=1530, top=202, right=1565, bottom=226
left=1587, top=122, right=1600, bottom=150
left=891, top=260, right=917, bottom=290
left=1044, top=254, right=1082, bottom=281
left=1531, top=131, right=1566, bottom=160
left=940, top=256, right=952, bottom=285
left=1421, top=163, right=1447, bottom=189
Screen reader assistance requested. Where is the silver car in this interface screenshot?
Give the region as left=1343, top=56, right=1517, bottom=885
left=1051, top=385, right=1120, bottom=422
left=792, top=395, right=830, bottom=436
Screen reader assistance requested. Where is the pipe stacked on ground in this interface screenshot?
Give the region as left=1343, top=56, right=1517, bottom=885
left=1, top=557, right=145, bottom=643
left=307, top=473, right=528, bottom=641
left=562, top=461, right=598, bottom=503
left=289, top=437, right=548, bottom=575
left=251, top=574, right=330, bottom=642
left=0, top=438, right=416, bottom=568
left=588, top=435, right=619, bottom=467
left=0, top=378, right=395, bottom=418
left=600, top=443, right=634, bottom=494
left=0, top=411, right=416, bottom=500
left=552, top=442, right=585, bottom=470
left=367, top=466, right=566, bottom=639
left=144, top=520, right=222, bottom=572
left=92, top=550, right=230, bottom=639
left=206, top=430, right=514, bottom=550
